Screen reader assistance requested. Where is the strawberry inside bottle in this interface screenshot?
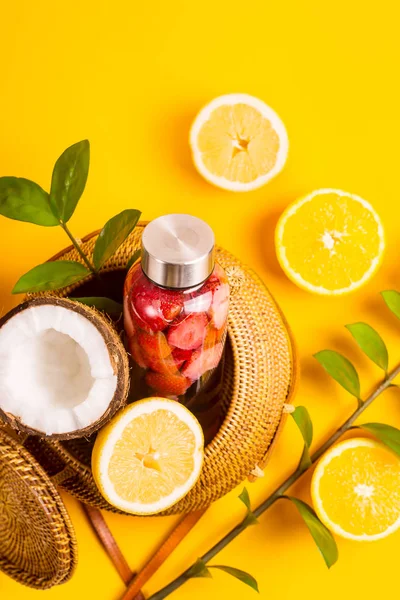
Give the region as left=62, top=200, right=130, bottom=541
left=123, top=215, right=230, bottom=442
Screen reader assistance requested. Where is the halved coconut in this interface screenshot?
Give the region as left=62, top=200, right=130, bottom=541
left=0, top=297, right=129, bottom=439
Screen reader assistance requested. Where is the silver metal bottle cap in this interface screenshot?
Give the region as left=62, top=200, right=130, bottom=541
left=141, top=214, right=215, bottom=289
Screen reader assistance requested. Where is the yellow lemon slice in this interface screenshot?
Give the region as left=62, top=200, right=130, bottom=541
left=311, top=438, right=400, bottom=541
left=275, top=188, right=385, bottom=295
left=190, top=93, right=288, bottom=191
left=92, top=398, right=204, bottom=515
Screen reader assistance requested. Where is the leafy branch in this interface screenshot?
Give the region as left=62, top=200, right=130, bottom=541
left=147, top=291, right=400, bottom=599
left=0, top=140, right=141, bottom=299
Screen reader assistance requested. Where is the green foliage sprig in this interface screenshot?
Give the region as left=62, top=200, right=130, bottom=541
left=148, top=290, right=400, bottom=599
left=0, top=140, right=141, bottom=301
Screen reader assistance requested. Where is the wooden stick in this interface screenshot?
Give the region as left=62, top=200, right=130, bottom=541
left=119, top=509, right=206, bottom=600
left=81, top=503, right=145, bottom=599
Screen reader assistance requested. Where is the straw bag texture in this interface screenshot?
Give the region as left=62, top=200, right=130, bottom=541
left=21, top=223, right=296, bottom=515
left=0, top=427, right=77, bottom=589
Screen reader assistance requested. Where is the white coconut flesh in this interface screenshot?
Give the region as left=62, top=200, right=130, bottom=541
left=0, top=304, right=118, bottom=435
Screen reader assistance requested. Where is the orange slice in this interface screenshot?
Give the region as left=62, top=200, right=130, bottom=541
left=92, top=398, right=204, bottom=514
left=190, top=94, right=288, bottom=191
left=311, top=438, right=400, bottom=541
left=275, top=189, right=385, bottom=295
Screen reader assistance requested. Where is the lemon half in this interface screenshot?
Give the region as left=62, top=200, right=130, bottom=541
left=92, top=398, right=204, bottom=515
left=190, top=93, right=288, bottom=191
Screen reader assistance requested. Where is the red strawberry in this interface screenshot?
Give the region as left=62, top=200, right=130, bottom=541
left=159, top=290, right=183, bottom=321
left=198, top=263, right=227, bottom=294
left=137, top=330, right=171, bottom=359
left=209, top=283, right=229, bottom=329
left=125, top=264, right=184, bottom=331
left=129, top=335, right=177, bottom=374
left=167, top=313, right=209, bottom=350
left=197, top=277, right=219, bottom=298
left=131, top=283, right=183, bottom=332
left=124, top=262, right=143, bottom=295
left=172, top=347, right=193, bottom=369
left=128, top=335, right=148, bottom=369
left=146, top=354, right=179, bottom=375
left=182, top=343, right=223, bottom=381
left=133, top=293, right=167, bottom=332
left=146, top=371, right=192, bottom=396
left=172, top=347, right=193, bottom=361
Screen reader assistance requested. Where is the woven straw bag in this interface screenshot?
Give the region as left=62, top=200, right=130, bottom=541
left=26, top=223, right=296, bottom=513
left=0, top=223, right=296, bottom=587
left=0, top=427, right=77, bottom=589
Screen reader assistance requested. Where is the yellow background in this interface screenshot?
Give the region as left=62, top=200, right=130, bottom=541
left=1, top=1, right=400, bottom=599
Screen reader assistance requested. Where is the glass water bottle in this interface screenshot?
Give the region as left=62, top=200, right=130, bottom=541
left=124, top=214, right=230, bottom=438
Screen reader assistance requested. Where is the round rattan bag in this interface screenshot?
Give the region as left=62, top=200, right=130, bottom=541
left=28, top=224, right=296, bottom=515
left=0, top=427, right=77, bottom=589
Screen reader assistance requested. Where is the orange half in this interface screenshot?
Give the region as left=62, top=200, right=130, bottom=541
left=276, top=189, right=385, bottom=295
left=312, top=438, right=400, bottom=541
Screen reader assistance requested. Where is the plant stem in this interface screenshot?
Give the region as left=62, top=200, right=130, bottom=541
left=59, top=221, right=97, bottom=274
left=148, top=362, right=400, bottom=600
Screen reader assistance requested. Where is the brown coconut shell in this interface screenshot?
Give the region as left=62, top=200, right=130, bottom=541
left=0, top=296, right=130, bottom=440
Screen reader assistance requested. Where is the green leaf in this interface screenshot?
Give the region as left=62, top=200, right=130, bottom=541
left=50, top=140, right=90, bottom=222
left=314, top=350, right=360, bottom=399
left=238, top=487, right=251, bottom=511
left=291, top=406, right=313, bottom=470
left=242, top=512, right=259, bottom=527
left=73, top=297, right=123, bottom=315
left=297, top=444, right=312, bottom=471
left=12, top=261, right=89, bottom=294
left=0, top=177, right=59, bottom=226
left=126, top=248, right=141, bottom=271
left=346, top=322, right=388, bottom=372
left=187, top=560, right=259, bottom=593
left=187, top=558, right=212, bottom=579
left=381, top=290, right=400, bottom=321
left=287, top=497, right=338, bottom=568
left=292, top=406, right=313, bottom=447
left=93, top=209, right=141, bottom=270
left=360, top=423, right=400, bottom=457
left=238, top=487, right=259, bottom=526
left=209, top=566, right=259, bottom=593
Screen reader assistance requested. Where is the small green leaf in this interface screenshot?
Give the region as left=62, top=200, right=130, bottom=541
left=346, top=322, right=388, bottom=372
left=360, top=423, right=400, bottom=457
left=73, top=297, right=123, bottom=315
left=209, top=566, right=259, bottom=593
left=238, top=487, right=251, bottom=511
left=292, top=406, right=313, bottom=447
left=187, top=558, right=212, bottom=579
left=297, top=444, right=312, bottom=471
left=381, top=290, right=400, bottom=321
left=314, top=350, right=360, bottom=399
left=93, top=209, right=141, bottom=270
left=291, top=406, right=313, bottom=471
left=126, top=248, right=141, bottom=271
left=12, top=261, right=89, bottom=294
left=287, top=497, right=338, bottom=568
left=0, top=177, right=59, bottom=226
left=242, top=512, right=259, bottom=527
left=238, top=487, right=259, bottom=526
left=50, top=140, right=90, bottom=222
